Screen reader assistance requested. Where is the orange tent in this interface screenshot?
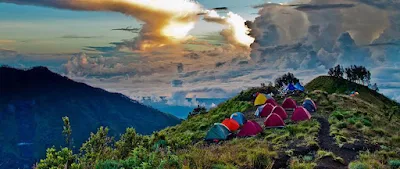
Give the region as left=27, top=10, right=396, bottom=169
left=221, top=118, right=240, bottom=132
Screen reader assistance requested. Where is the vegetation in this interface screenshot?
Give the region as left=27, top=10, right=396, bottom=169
left=62, top=116, right=72, bottom=148
left=328, top=65, right=371, bottom=85
left=35, top=75, right=400, bottom=169
left=274, top=72, right=300, bottom=87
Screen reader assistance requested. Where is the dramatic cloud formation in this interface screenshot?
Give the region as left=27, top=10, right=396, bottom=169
left=248, top=0, right=399, bottom=70
left=2, top=0, right=400, bottom=102
left=203, top=10, right=255, bottom=48
left=3, top=0, right=202, bottom=51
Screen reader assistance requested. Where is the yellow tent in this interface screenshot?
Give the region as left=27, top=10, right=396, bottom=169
left=254, top=94, right=267, bottom=106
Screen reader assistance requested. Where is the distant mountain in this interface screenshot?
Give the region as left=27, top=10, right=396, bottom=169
left=0, top=66, right=181, bottom=169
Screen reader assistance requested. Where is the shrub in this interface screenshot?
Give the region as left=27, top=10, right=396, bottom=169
left=362, top=119, right=372, bottom=127
left=95, top=160, right=120, bottom=169
left=389, top=160, right=400, bottom=169
left=349, top=162, right=369, bottom=169
left=332, top=112, right=344, bottom=120
left=289, top=157, right=317, bottom=169
left=355, top=121, right=364, bottom=128
left=36, top=147, right=75, bottom=169
left=337, top=122, right=348, bottom=129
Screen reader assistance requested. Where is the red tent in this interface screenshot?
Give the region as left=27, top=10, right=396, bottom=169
left=266, top=99, right=278, bottom=106
left=264, top=113, right=285, bottom=128
left=221, top=118, right=240, bottom=132
left=271, top=106, right=288, bottom=120
left=291, top=107, right=312, bottom=122
left=259, top=103, right=275, bottom=117
left=282, top=98, right=297, bottom=109
left=237, top=120, right=262, bottom=137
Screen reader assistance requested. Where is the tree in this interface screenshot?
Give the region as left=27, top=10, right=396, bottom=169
left=80, top=126, right=114, bottom=168
left=36, top=147, right=76, bottom=169
left=344, top=65, right=371, bottom=85
left=62, top=116, right=72, bottom=148
left=275, top=72, right=299, bottom=87
left=114, top=128, right=147, bottom=159
left=328, top=65, right=344, bottom=78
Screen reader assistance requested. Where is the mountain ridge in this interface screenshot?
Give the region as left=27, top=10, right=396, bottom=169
left=0, top=66, right=181, bottom=169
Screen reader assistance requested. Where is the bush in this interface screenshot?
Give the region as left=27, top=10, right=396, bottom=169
left=389, top=160, right=400, bottom=169
left=332, top=112, right=345, bottom=120
left=95, top=160, right=120, bottom=169
left=362, top=119, right=372, bottom=127
left=37, top=147, right=75, bottom=169
left=349, top=162, right=369, bottom=169
left=337, top=122, right=348, bottom=129
left=355, top=121, right=364, bottom=128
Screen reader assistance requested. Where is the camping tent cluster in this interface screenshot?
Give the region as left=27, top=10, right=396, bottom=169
left=205, top=112, right=263, bottom=141
left=349, top=91, right=360, bottom=97
left=204, top=94, right=318, bottom=142
left=254, top=93, right=316, bottom=127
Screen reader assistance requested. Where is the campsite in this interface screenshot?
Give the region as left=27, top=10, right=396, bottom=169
left=34, top=75, right=400, bottom=169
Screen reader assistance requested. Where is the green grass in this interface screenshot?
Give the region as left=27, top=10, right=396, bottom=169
left=35, top=75, right=400, bottom=169
left=306, top=76, right=399, bottom=108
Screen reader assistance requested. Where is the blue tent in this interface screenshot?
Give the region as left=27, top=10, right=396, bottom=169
left=303, top=99, right=317, bottom=113
left=294, top=82, right=305, bottom=92
left=230, top=112, right=247, bottom=126
left=254, top=105, right=265, bottom=117
left=204, top=123, right=231, bottom=141
left=286, top=83, right=296, bottom=91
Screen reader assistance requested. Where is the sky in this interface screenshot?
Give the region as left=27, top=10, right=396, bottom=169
left=1, top=0, right=400, bottom=103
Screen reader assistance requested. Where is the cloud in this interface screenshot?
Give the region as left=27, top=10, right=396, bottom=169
left=0, top=39, right=16, bottom=45
left=63, top=53, right=137, bottom=77
left=4, top=0, right=202, bottom=51
left=60, top=35, right=102, bottom=39
left=171, top=79, right=183, bottom=87
left=203, top=10, right=255, bottom=48
left=291, top=3, right=356, bottom=11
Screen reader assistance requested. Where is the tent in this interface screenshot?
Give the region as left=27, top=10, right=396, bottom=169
left=264, top=113, right=285, bottom=128
left=286, top=83, right=297, bottom=91
left=266, top=99, right=278, bottom=106
left=230, top=112, right=246, bottom=126
left=205, top=123, right=231, bottom=141
left=237, top=120, right=263, bottom=137
left=222, top=118, right=240, bottom=132
left=282, top=98, right=297, bottom=109
left=303, top=99, right=317, bottom=113
left=266, top=93, right=274, bottom=100
left=259, top=103, right=275, bottom=117
left=294, top=82, right=305, bottom=92
left=254, top=93, right=267, bottom=106
left=291, top=107, right=312, bottom=122
left=255, top=105, right=265, bottom=117
left=271, top=106, right=288, bottom=120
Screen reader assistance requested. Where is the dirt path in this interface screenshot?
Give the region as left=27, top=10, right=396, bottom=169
left=315, top=117, right=379, bottom=168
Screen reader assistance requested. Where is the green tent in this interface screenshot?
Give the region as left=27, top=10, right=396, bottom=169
left=204, top=123, right=231, bottom=141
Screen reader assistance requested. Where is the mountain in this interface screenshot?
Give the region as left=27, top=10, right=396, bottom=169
left=305, top=76, right=399, bottom=107
left=0, top=66, right=181, bottom=169
left=33, top=75, right=400, bottom=169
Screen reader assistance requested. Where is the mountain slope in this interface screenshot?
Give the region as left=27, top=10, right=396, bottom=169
left=0, top=66, right=180, bottom=169
left=305, top=76, right=399, bottom=107
left=33, top=75, right=400, bottom=169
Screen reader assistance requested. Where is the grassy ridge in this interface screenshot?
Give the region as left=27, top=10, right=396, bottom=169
left=305, top=76, right=399, bottom=107
left=35, top=76, right=400, bottom=169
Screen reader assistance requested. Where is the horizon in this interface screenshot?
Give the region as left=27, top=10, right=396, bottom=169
left=1, top=0, right=399, bottom=102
